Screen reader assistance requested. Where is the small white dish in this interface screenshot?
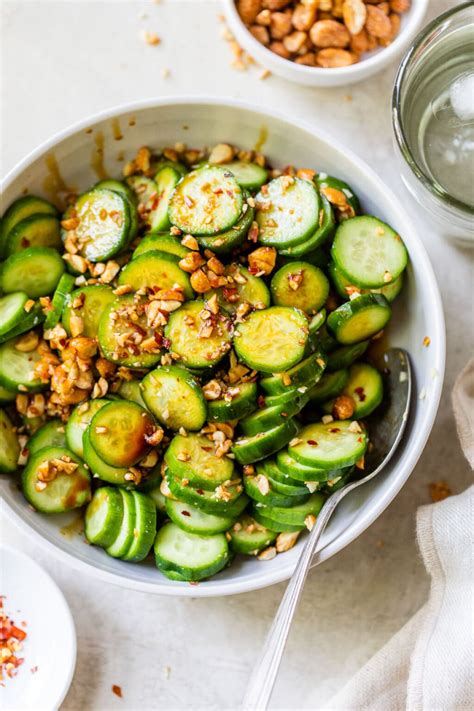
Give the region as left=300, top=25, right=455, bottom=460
left=0, top=546, right=76, bottom=711
left=223, top=0, right=429, bottom=87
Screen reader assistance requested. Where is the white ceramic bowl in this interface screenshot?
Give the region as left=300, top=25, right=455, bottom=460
left=0, top=97, right=445, bottom=597
left=223, top=0, right=429, bottom=87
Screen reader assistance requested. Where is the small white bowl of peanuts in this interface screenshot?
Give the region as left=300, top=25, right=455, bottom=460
left=223, top=0, right=428, bottom=86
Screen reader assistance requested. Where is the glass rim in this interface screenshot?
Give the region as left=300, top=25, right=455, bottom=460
left=392, top=1, right=474, bottom=217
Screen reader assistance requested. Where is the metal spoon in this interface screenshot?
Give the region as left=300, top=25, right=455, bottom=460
left=242, top=348, right=412, bottom=711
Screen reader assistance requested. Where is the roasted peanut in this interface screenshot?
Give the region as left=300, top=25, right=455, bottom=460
left=269, top=40, right=291, bottom=58
left=310, top=19, right=350, bottom=48
left=250, top=24, right=270, bottom=44
left=342, top=0, right=367, bottom=35
left=365, top=5, right=392, bottom=38
left=270, top=11, right=293, bottom=39
left=236, top=0, right=262, bottom=25
left=316, top=48, right=357, bottom=67
left=389, top=0, right=410, bottom=11
left=291, top=2, right=317, bottom=31
left=332, top=394, right=355, bottom=420
left=295, top=51, right=316, bottom=65
left=283, top=30, right=308, bottom=52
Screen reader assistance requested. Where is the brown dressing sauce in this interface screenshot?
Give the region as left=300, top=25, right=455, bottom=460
left=60, top=512, right=84, bottom=539
left=111, top=118, right=123, bottom=141
left=254, top=126, right=268, bottom=154
left=91, top=130, right=108, bottom=180
left=366, top=330, right=391, bottom=372
left=42, top=153, right=74, bottom=209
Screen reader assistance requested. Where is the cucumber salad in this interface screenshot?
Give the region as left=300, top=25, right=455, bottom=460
left=0, top=142, right=408, bottom=582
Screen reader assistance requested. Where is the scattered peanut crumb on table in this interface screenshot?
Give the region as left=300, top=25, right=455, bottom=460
left=141, top=30, right=161, bottom=46
left=163, top=665, right=171, bottom=680
left=429, top=481, right=452, bottom=503
left=423, top=336, right=431, bottom=347
left=112, top=684, right=123, bottom=698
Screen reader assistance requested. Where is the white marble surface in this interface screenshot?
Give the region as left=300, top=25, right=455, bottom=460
left=1, top=1, right=471, bottom=709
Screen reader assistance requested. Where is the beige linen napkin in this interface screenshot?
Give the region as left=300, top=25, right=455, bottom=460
left=321, top=360, right=474, bottom=711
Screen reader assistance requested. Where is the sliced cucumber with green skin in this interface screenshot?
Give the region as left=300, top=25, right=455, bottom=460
left=232, top=418, right=299, bottom=465
left=117, top=379, right=147, bottom=408
left=318, top=326, right=339, bottom=354
left=21, top=446, right=91, bottom=513
left=82, top=428, right=128, bottom=484
left=165, top=433, right=235, bottom=491
left=0, top=384, right=16, bottom=405
left=266, top=473, right=312, bottom=498
left=132, top=233, right=190, bottom=260
left=165, top=300, right=232, bottom=368
left=197, top=198, right=254, bottom=255
left=142, top=365, right=207, bottom=431
left=252, top=509, right=303, bottom=533
left=261, top=459, right=311, bottom=492
left=1, top=247, right=65, bottom=298
left=256, top=177, right=320, bottom=248
left=264, top=389, right=306, bottom=408
left=240, top=396, right=307, bottom=437
left=44, top=274, right=76, bottom=330
left=62, top=285, right=115, bottom=338
left=288, top=420, right=368, bottom=469
left=154, top=159, right=188, bottom=178
left=94, top=179, right=139, bottom=241
left=0, top=303, right=45, bottom=345
left=214, top=264, right=270, bottom=314
left=244, top=471, right=309, bottom=507
left=255, top=492, right=325, bottom=528
left=148, top=486, right=167, bottom=513
left=122, top=491, right=157, bottom=562
left=0, top=293, right=29, bottom=337
left=322, top=466, right=355, bottom=493
left=118, top=250, right=193, bottom=299
left=5, top=214, right=61, bottom=255
left=85, top=487, right=124, bottom=547
left=136, top=463, right=162, bottom=493
left=154, top=522, right=230, bottom=582
left=327, top=340, right=369, bottom=371
left=0, top=409, right=20, bottom=473
left=106, top=489, right=136, bottom=558
left=65, top=189, right=131, bottom=262
left=207, top=381, right=258, bottom=422
left=316, top=174, right=361, bottom=217
left=276, top=449, right=341, bottom=483
left=145, top=166, right=181, bottom=232
left=339, top=362, right=383, bottom=418
left=28, top=419, right=66, bottom=456
left=89, top=401, right=155, bottom=468
left=271, top=262, right=329, bottom=315
left=327, top=294, right=391, bottom=345
left=309, top=309, right=327, bottom=334
left=165, top=470, right=248, bottom=517
left=220, top=161, right=268, bottom=191
left=165, top=498, right=235, bottom=535
left=228, top=514, right=276, bottom=555
left=279, top=193, right=335, bottom=257
left=234, top=306, right=308, bottom=374
left=260, top=352, right=327, bottom=396
left=168, top=167, right=243, bottom=236
left=308, top=369, right=349, bottom=403
left=0, top=196, right=59, bottom=258
left=98, top=294, right=161, bottom=369
left=66, top=399, right=109, bottom=458
left=332, top=216, right=408, bottom=288
left=125, top=175, right=158, bottom=210
left=0, top=338, right=44, bottom=392
left=329, top=261, right=404, bottom=303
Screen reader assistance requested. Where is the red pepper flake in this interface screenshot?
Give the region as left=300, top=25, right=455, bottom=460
left=181, top=510, right=191, bottom=517
left=0, top=598, right=28, bottom=682
left=30, top=666, right=38, bottom=674
left=354, top=386, right=366, bottom=402
left=257, top=395, right=266, bottom=409
left=196, top=489, right=204, bottom=495
left=307, top=440, right=318, bottom=446
left=329, top=428, right=341, bottom=433
left=112, top=684, right=123, bottom=698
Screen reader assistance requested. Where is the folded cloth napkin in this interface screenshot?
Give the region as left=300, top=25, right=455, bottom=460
left=323, top=360, right=474, bottom=711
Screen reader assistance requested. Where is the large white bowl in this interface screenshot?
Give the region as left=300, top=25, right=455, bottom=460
left=0, top=98, right=445, bottom=597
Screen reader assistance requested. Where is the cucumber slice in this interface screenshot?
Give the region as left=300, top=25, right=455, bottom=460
left=0, top=303, right=45, bottom=345
left=327, top=341, right=369, bottom=371
left=332, top=216, right=408, bottom=288
left=106, top=490, right=136, bottom=558
left=339, top=362, right=383, bottom=418
left=148, top=486, right=167, bottom=513
left=244, top=471, right=309, bottom=507
left=154, top=159, right=188, bottom=178
left=98, top=294, right=162, bottom=369
left=154, top=522, right=231, bottom=581
left=66, top=399, right=109, bottom=458
left=44, top=274, right=76, bottom=330
left=228, top=514, right=276, bottom=555
left=62, top=285, right=115, bottom=338
left=122, top=491, right=157, bottom=562
left=255, top=492, right=325, bottom=527
left=0, top=293, right=29, bottom=337
left=94, top=179, right=138, bottom=241
left=271, top=262, right=329, bottom=314
left=165, top=470, right=248, bottom=517
left=214, top=264, right=270, bottom=314
left=240, top=395, right=308, bottom=436
left=288, top=420, right=368, bottom=469
left=308, top=369, right=349, bottom=403
left=165, top=300, right=232, bottom=368
left=256, top=177, right=320, bottom=248
left=117, top=379, right=147, bottom=408
left=144, top=166, right=181, bottom=232
left=327, top=294, right=391, bottom=345
left=207, top=381, right=258, bottom=422
left=125, top=175, right=158, bottom=210
left=118, top=251, right=193, bottom=300
left=85, top=487, right=124, bottom=547
left=28, top=419, right=66, bottom=456
left=262, top=459, right=312, bottom=495
left=165, top=498, right=235, bottom=535
left=0, top=409, right=20, bottom=473
left=82, top=428, right=128, bottom=484
left=264, top=389, right=306, bottom=408
left=221, top=161, right=268, bottom=190
left=142, top=365, right=207, bottom=431
left=252, top=509, right=303, bottom=533
left=329, top=261, right=404, bottom=303
left=321, top=466, right=355, bottom=493
left=0, top=384, right=16, bottom=405
left=165, top=433, right=235, bottom=490
left=0, top=337, right=44, bottom=392
left=89, top=401, right=156, bottom=468
left=279, top=193, right=335, bottom=257
left=168, top=167, right=243, bottom=236
left=260, top=352, right=327, bottom=395
left=316, top=174, right=361, bottom=217
left=1, top=196, right=58, bottom=258
left=1, top=247, right=65, bottom=298
left=5, top=214, right=61, bottom=255
left=276, top=449, right=342, bottom=483
left=197, top=197, right=254, bottom=255
left=65, top=189, right=131, bottom=262
left=232, top=418, right=299, bottom=465
left=21, top=446, right=91, bottom=513
left=132, top=233, right=190, bottom=260
left=234, top=306, right=308, bottom=373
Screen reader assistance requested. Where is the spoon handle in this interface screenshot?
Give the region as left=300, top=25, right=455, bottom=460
left=241, top=489, right=346, bottom=711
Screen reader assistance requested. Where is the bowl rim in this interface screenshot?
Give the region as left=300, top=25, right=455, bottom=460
left=0, top=95, right=446, bottom=597
left=222, top=0, right=429, bottom=80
